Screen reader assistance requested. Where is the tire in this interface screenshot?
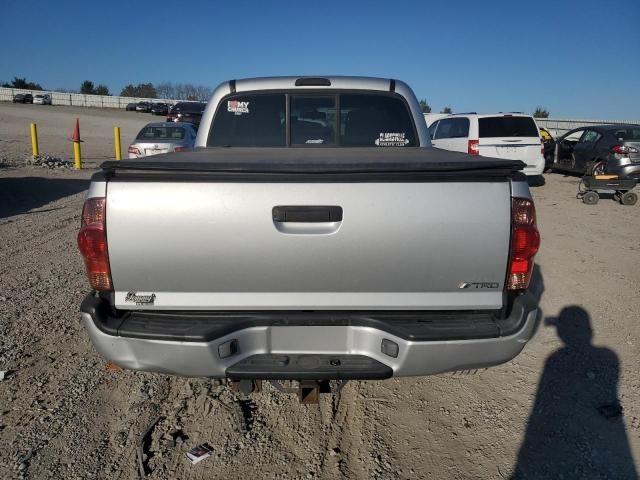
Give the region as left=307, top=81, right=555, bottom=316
left=583, top=191, right=599, bottom=205
left=588, top=160, right=606, bottom=176
left=621, top=192, right=638, bottom=206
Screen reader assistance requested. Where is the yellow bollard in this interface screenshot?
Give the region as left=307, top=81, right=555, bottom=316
left=73, top=142, right=82, bottom=169
left=30, top=123, right=39, bottom=157
left=114, top=126, right=122, bottom=160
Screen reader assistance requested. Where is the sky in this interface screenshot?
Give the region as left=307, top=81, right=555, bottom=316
left=1, top=0, right=639, bottom=120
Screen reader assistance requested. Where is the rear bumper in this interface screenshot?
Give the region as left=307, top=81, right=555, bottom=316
left=522, top=160, right=545, bottom=176
left=80, top=292, right=540, bottom=379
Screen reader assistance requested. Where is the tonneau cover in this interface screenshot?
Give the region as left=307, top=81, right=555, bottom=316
left=101, top=147, right=524, bottom=176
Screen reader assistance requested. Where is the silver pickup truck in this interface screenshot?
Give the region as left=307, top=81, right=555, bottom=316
left=78, top=76, right=541, bottom=396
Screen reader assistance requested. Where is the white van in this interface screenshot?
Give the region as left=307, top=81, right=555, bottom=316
left=428, top=113, right=545, bottom=177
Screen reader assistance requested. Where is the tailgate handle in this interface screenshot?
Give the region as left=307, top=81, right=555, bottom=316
left=272, top=206, right=343, bottom=223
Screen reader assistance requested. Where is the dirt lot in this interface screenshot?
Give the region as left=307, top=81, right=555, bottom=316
left=0, top=109, right=638, bottom=479
left=0, top=103, right=155, bottom=167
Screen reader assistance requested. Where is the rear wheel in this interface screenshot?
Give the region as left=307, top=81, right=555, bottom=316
left=588, top=160, right=606, bottom=176
left=621, top=192, right=638, bottom=206
left=582, top=191, right=599, bottom=205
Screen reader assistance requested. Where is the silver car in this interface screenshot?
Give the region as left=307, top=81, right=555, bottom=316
left=33, top=93, right=52, bottom=105
left=128, top=122, right=196, bottom=158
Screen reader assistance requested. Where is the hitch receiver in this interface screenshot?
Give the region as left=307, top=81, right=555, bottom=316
left=298, top=381, right=320, bottom=404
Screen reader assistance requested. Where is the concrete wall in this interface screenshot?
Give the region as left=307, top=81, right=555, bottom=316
left=0, top=87, right=182, bottom=109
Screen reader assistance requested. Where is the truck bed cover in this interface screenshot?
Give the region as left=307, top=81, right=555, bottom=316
left=101, top=147, right=525, bottom=178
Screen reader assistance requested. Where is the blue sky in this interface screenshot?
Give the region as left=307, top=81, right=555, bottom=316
left=1, top=0, right=639, bottom=120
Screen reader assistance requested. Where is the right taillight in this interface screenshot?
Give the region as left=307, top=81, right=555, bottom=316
left=77, top=197, right=112, bottom=291
left=507, top=198, right=540, bottom=290
left=468, top=139, right=479, bottom=155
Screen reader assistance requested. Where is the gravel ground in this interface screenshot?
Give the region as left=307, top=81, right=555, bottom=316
left=0, top=152, right=639, bottom=478
left=0, top=103, right=156, bottom=167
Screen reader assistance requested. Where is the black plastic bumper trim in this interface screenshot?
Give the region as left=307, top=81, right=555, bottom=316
left=81, top=293, right=534, bottom=343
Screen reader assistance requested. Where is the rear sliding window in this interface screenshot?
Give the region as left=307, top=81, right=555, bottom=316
left=207, top=92, right=416, bottom=147
left=479, top=116, right=539, bottom=138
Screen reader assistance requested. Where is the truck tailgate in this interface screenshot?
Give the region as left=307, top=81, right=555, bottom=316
left=106, top=178, right=511, bottom=310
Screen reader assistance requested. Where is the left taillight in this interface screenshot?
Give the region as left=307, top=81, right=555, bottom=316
left=507, top=198, right=540, bottom=290
left=77, top=197, right=112, bottom=291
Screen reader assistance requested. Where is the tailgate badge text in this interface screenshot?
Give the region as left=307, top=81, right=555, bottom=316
left=458, top=282, right=500, bottom=289
left=125, top=291, right=157, bottom=305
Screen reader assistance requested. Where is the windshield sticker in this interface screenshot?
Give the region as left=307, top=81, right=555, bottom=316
left=375, top=132, right=409, bottom=147
left=305, top=139, right=324, bottom=144
left=227, top=100, right=250, bottom=115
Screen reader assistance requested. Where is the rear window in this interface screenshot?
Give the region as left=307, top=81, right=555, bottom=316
left=479, top=116, right=539, bottom=138
left=340, top=94, right=416, bottom=147
left=434, top=118, right=469, bottom=139
left=136, top=126, right=186, bottom=140
left=209, top=94, right=286, bottom=147
left=610, top=127, right=640, bottom=141
left=207, top=92, right=416, bottom=147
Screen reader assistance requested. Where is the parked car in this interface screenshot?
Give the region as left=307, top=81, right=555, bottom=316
left=127, top=122, right=196, bottom=158
left=33, top=93, right=52, bottom=105
left=13, top=93, right=33, bottom=104
left=79, top=76, right=540, bottom=400
left=135, top=102, right=152, bottom=113
left=428, top=113, right=545, bottom=178
left=539, top=127, right=556, bottom=171
left=551, top=124, right=640, bottom=178
left=125, top=103, right=137, bottom=111
left=167, top=101, right=207, bottom=128
left=151, top=103, right=169, bottom=115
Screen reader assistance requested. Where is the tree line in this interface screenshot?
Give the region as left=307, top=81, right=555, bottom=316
left=419, top=99, right=452, bottom=114
left=419, top=98, right=550, bottom=117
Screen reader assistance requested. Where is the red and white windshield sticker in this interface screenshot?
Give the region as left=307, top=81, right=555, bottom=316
left=227, top=100, right=250, bottom=115
left=375, top=132, right=409, bottom=147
